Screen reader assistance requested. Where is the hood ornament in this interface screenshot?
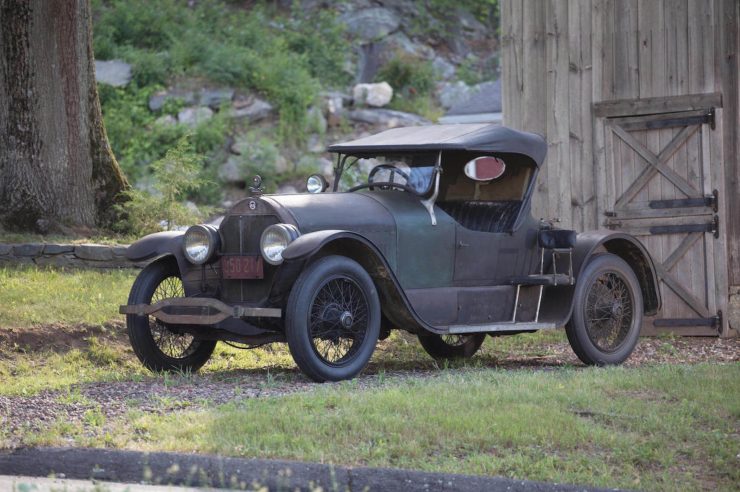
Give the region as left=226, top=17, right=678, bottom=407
left=249, top=175, right=264, bottom=196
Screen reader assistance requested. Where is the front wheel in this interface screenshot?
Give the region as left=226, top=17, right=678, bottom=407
left=126, top=260, right=216, bottom=372
left=285, top=256, right=381, bottom=382
left=565, top=253, right=643, bottom=365
left=418, top=333, right=486, bottom=360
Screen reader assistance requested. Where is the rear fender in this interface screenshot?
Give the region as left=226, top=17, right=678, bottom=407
left=540, top=230, right=661, bottom=325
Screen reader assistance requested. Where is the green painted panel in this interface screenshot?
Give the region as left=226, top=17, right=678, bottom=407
left=362, top=191, right=455, bottom=289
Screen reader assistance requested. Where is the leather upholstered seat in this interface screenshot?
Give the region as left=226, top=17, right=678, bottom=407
left=437, top=200, right=521, bottom=233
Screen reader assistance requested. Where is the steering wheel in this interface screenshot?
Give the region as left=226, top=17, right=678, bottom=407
left=368, top=164, right=411, bottom=191
left=347, top=181, right=420, bottom=194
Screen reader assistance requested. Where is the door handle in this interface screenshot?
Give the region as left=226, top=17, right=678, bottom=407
left=457, top=241, right=469, bottom=248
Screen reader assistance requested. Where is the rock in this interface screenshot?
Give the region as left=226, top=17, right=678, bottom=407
left=0, top=244, right=13, bottom=255
left=356, top=42, right=384, bottom=83
left=177, top=107, right=213, bottom=127
left=13, top=244, right=44, bottom=256
left=308, top=134, right=325, bottom=153
left=729, top=291, right=740, bottom=332
left=218, top=156, right=245, bottom=183
left=275, top=154, right=291, bottom=174
left=75, top=245, right=114, bottom=261
left=35, top=255, right=76, bottom=268
left=445, top=79, right=502, bottom=116
left=43, top=244, right=74, bottom=254
left=94, top=60, right=132, bottom=87
left=353, top=82, right=393, bottom=107
left=432, top=56, right=456, bottom=80
left=229, top=98, right=274, bottom=122
left=154, top=115, right=177, bottom=126
left=383, top=32, right=435, bottom=60
left=438, top=81, right=471, bottom=109
left=307, top=106, right=327, bottom=135
left=347, top=108, right=430, bottom=128
left=277, top=185, right=298, bottom=195
left=148, top=90, right=197, bottom=112
left=112, top=246, right=129, bottom=257
left=318, top=157, right=335, bottom=177
left=341, top=7, right=400, bottom=41
left=199, top=88, right=234, bottom=109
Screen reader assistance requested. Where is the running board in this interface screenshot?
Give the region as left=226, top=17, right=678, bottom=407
left=447, top=321, right=559, bottom=334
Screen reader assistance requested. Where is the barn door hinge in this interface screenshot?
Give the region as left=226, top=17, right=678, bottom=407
left=707, top=107, right=715, bottom=130
left=648, top=189, right=718, bottom=212
left=653, top=311, right=722, bottom=330
left=648, top=215, right=719, bottom=238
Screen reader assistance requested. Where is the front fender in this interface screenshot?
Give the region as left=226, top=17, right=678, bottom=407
left=125, top=231, right=185, bottom=262
left=281, top=230, right=365, bottom=262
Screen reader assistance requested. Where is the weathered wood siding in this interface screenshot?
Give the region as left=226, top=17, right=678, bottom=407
left=501, top=0, right=739, bottom=335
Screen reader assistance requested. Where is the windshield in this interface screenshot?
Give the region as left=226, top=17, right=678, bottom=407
left=336, top=152, right=438, bottom=195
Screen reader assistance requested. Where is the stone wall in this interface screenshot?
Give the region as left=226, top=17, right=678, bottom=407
left=0, top=243, right=143, bottom=269
left=729, top=286, right=740, bottom=335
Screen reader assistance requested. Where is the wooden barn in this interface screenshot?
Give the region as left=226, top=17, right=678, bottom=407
left=500, top=0, right=739, bottom=337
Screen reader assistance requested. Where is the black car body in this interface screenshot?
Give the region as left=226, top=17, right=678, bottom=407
left=121, top=124, right=661, bottom=381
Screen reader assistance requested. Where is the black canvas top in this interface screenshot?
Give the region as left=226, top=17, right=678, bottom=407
left=328, top=124, right=547, bottom=167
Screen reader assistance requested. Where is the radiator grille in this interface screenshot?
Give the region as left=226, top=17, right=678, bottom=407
left=219, top=214, right=279, bottom=303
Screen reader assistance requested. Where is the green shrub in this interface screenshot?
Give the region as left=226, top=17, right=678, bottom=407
left=376, top=52, right=441, bottom=119
left=114, top=137, right=210, bottom=235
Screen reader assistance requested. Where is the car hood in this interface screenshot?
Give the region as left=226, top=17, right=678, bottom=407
left=263, top=191, right=401, bottom=234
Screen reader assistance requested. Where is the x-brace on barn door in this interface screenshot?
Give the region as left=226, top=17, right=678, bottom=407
left=595, top=95, right=728, bottom=336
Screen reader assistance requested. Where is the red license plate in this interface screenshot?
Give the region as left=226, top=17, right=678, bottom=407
left=221, top=256, right=264, bottom=279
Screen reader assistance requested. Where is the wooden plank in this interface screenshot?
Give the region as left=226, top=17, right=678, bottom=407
left=591, top=0, right=608, bottom=223
left=611, top=124, right=701, bottom=207
left=568, top=0, right=583, bottom=230
left=545, top=0, right=571, bottom=227
left=663, top=232, right=703, bottom=271
left=578, top=0, right=596, bottom=230
left=522, top=0, right=547, bottom=219
left=719, top=0, right=740, bottom=291
left=610, top=206, right=714, bottom=219
left=613, top=0, right=639, bottom=99
left=593, top=92, right=723, bottom=117
left=655, top=263, right=712, bottom=318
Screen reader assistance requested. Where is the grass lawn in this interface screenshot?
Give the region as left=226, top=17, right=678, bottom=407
left=1, top=265, right=738, bottom=491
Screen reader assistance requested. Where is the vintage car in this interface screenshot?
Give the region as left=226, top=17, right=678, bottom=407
left=120, top=124, right=661, bottom=382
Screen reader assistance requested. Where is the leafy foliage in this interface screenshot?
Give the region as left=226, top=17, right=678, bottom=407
left=113, top=137, right=211, bottom=235
left=92, top=0, right=348, bottom=145
left=376, top=52, right=441, bottom=120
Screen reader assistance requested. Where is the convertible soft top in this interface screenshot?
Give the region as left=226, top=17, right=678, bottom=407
left=328, top=124, right=547, bottom=167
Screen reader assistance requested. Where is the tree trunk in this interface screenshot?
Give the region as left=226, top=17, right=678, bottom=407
left=0, top=0, right=127, bottom=232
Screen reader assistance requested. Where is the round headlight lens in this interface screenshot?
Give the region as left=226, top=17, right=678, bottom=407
left=183, top=225, right=217, bottom=264
left=306, top=174, right=327, bottom=194
left=260, top=224, right=299, bottom=265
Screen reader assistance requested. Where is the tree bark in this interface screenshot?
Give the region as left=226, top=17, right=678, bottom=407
left=0, top=0, right=127, bottom=232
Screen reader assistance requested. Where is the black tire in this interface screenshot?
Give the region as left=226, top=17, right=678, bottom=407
left=418, top=333, right=486, bottom=360
left=126, top=260, right=216, bottom=372
left=565, top=253, right=643, bottom=366
left=285, top=255, right=381, bottom=382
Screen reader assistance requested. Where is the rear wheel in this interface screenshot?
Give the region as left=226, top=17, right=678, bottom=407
left=565, top=253, right=643, bottom=365
left=418, top=333, right=486, bottom=360
left=126, top=260, right=216, bottom=372
left=285, top=256, right=381, bottom=382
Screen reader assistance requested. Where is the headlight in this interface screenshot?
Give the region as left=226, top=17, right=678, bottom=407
left=183, top=224, right=220, bottom=265
left=260, top=224, right=300, bottom=265
left=306, top=174, right=328, bottom=194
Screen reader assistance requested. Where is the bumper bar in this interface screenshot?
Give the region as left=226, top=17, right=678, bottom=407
left=119, top=297, right=281, bottom=325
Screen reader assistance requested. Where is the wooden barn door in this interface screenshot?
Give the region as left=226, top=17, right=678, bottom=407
left=595, top=95, right=727, bottom=336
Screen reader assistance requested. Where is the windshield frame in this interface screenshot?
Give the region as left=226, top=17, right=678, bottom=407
left=332, top=151, right=441, bottom=197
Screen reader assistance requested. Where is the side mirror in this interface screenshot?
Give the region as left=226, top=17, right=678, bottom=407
left=464, top=156, right=506, bottom=182
left=306, top=174, right=328, bottom=194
